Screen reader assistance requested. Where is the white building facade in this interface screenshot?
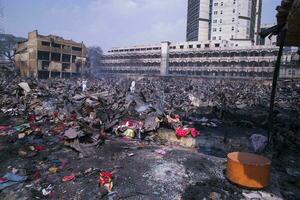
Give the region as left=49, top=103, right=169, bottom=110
left=100, top=41, right=299, bottom=79
left=186, top=0, right=262, bottom=47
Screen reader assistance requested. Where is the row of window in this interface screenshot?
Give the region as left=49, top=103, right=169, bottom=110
left=213, top=9, right=236, bottom=15
left=213, top=18, right=235, bottom=24
left=214, top=1, right=236, bottom=7
left=41, top=41, right=82, bottom=52
left=104, top=51, right=278, bottom=60
left=37, top=51, right=77, bottom=63
left=212, top=26, right=237, bottom=32
left=109, top=47, right=161, bottom=53
left=98, top=70, right=273, bottom=78
left=41, top=61, right=73, bottom=71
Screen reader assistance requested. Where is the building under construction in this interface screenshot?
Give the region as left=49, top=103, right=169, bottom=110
left=15, top=30, right=87, bottom=78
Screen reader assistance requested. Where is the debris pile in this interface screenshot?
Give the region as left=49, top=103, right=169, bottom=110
left=0, top=74, right=299, bottom=199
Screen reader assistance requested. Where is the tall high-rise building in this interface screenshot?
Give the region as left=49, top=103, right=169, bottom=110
left=186, top=0, right=211, bottom=41
left=186, top=0, right=262, bottom=46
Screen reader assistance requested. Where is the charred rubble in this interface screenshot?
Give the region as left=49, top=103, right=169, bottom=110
left=0, top=73, right=299, bottom=199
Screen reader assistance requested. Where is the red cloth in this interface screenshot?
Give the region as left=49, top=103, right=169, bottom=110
left=99, top=171, right=113, bottom=186
left=189, top=128, right=200, bottom=138
left=176, top=127, right=189, bottom=137
left=0, top=178, right=8, bottom=183
left=33, top=170, right=41, bottom=180
left=0, top=125, right=9, bottom=131
left=62, top=174, right=75, bottom=182
left=176, top=127, right=200, bottom=138
left=28, top=115, right=36, bottom=123
left=34, top=145, right=46, bottom=152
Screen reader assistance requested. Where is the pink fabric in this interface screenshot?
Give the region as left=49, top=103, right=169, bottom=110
left=176, top=127, right=189, bottom=137
left=0, top=126, right=9, bottom=131
left=189, top=128, right=200, bottom=138
left=122, top=120, right=143, bottom=129
left=176, top=127, right=200, bottom=138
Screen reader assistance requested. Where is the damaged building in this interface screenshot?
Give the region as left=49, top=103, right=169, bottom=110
left=15, top=30, right=87, bottom=78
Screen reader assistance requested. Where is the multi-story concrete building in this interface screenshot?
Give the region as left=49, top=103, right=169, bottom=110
left=100, top=41, right=299, bottom=79
left=15, top=30, right=87, bottom=78
left=186, top=0, right=262, bottom=46
left=98, top=0, right=299, bottom=79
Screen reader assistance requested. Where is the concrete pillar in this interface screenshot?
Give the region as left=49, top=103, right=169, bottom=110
left=160, top=41, right=170, bottom=76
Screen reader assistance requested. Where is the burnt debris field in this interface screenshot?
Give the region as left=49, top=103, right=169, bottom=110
left=0, top=74, right=299, bottom=200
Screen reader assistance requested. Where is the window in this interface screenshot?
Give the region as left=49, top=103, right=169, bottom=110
left=233, top=0, right=236, bottom=4
left=72, top=46, right=82, bottom=51
left=212, top=36, right=216, bottom=40
left=219, top=27, right=222, bottom=32
left=213, top=19, right=217, bottom=23
left=213, top=28, right=217, bottom=32
left=41, top=61, right=49, bottom=70
left=221, top=2, right=224, bottom=6
left=63, top=45, right=71, bottom=50
left=215, top=44, right=220, bottom=47
left=232, top=18, right=235, bottom=22
left=62, top=63, right=70, bottom=71
left=214, top=2, right=218, bottom=6
left=180, top=45, right=184, bottom=49
left=231, top=35, right=234, bottom=39
left=51, top=53, right=61, bottom=62
left=220, top=10, right=223, bottom=14
left=220, top=19, right=222, bottom=23
left=196, top=44, right=201, bottom=48
left=38, top=51, right=49, bottom=60
left=214, top=11, right=218, bottom=15
left=232, top=26, right=235, bottom=31
left=233, top=9, right=235, bottom=13
left=189, top=45, right=193, bottom=49
left=219, top=36, right=222, bottom=40
left=289, top=70, right=296, bottom=75
left=205, top=44, right=209, bottom=48
left=62, top=54, right=71, bottom=62
left=52, top=43, right=61, bottom=48
left=41, top=41, right=50, bottom=46
left=72, top=55, right=76, bottom=63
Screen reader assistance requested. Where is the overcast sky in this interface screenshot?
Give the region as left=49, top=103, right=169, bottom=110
left=3, top=0, right=280, bottom=51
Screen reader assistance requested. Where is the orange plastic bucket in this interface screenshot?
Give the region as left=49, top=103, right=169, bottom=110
left=226, top=152, right=271, bottom=189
